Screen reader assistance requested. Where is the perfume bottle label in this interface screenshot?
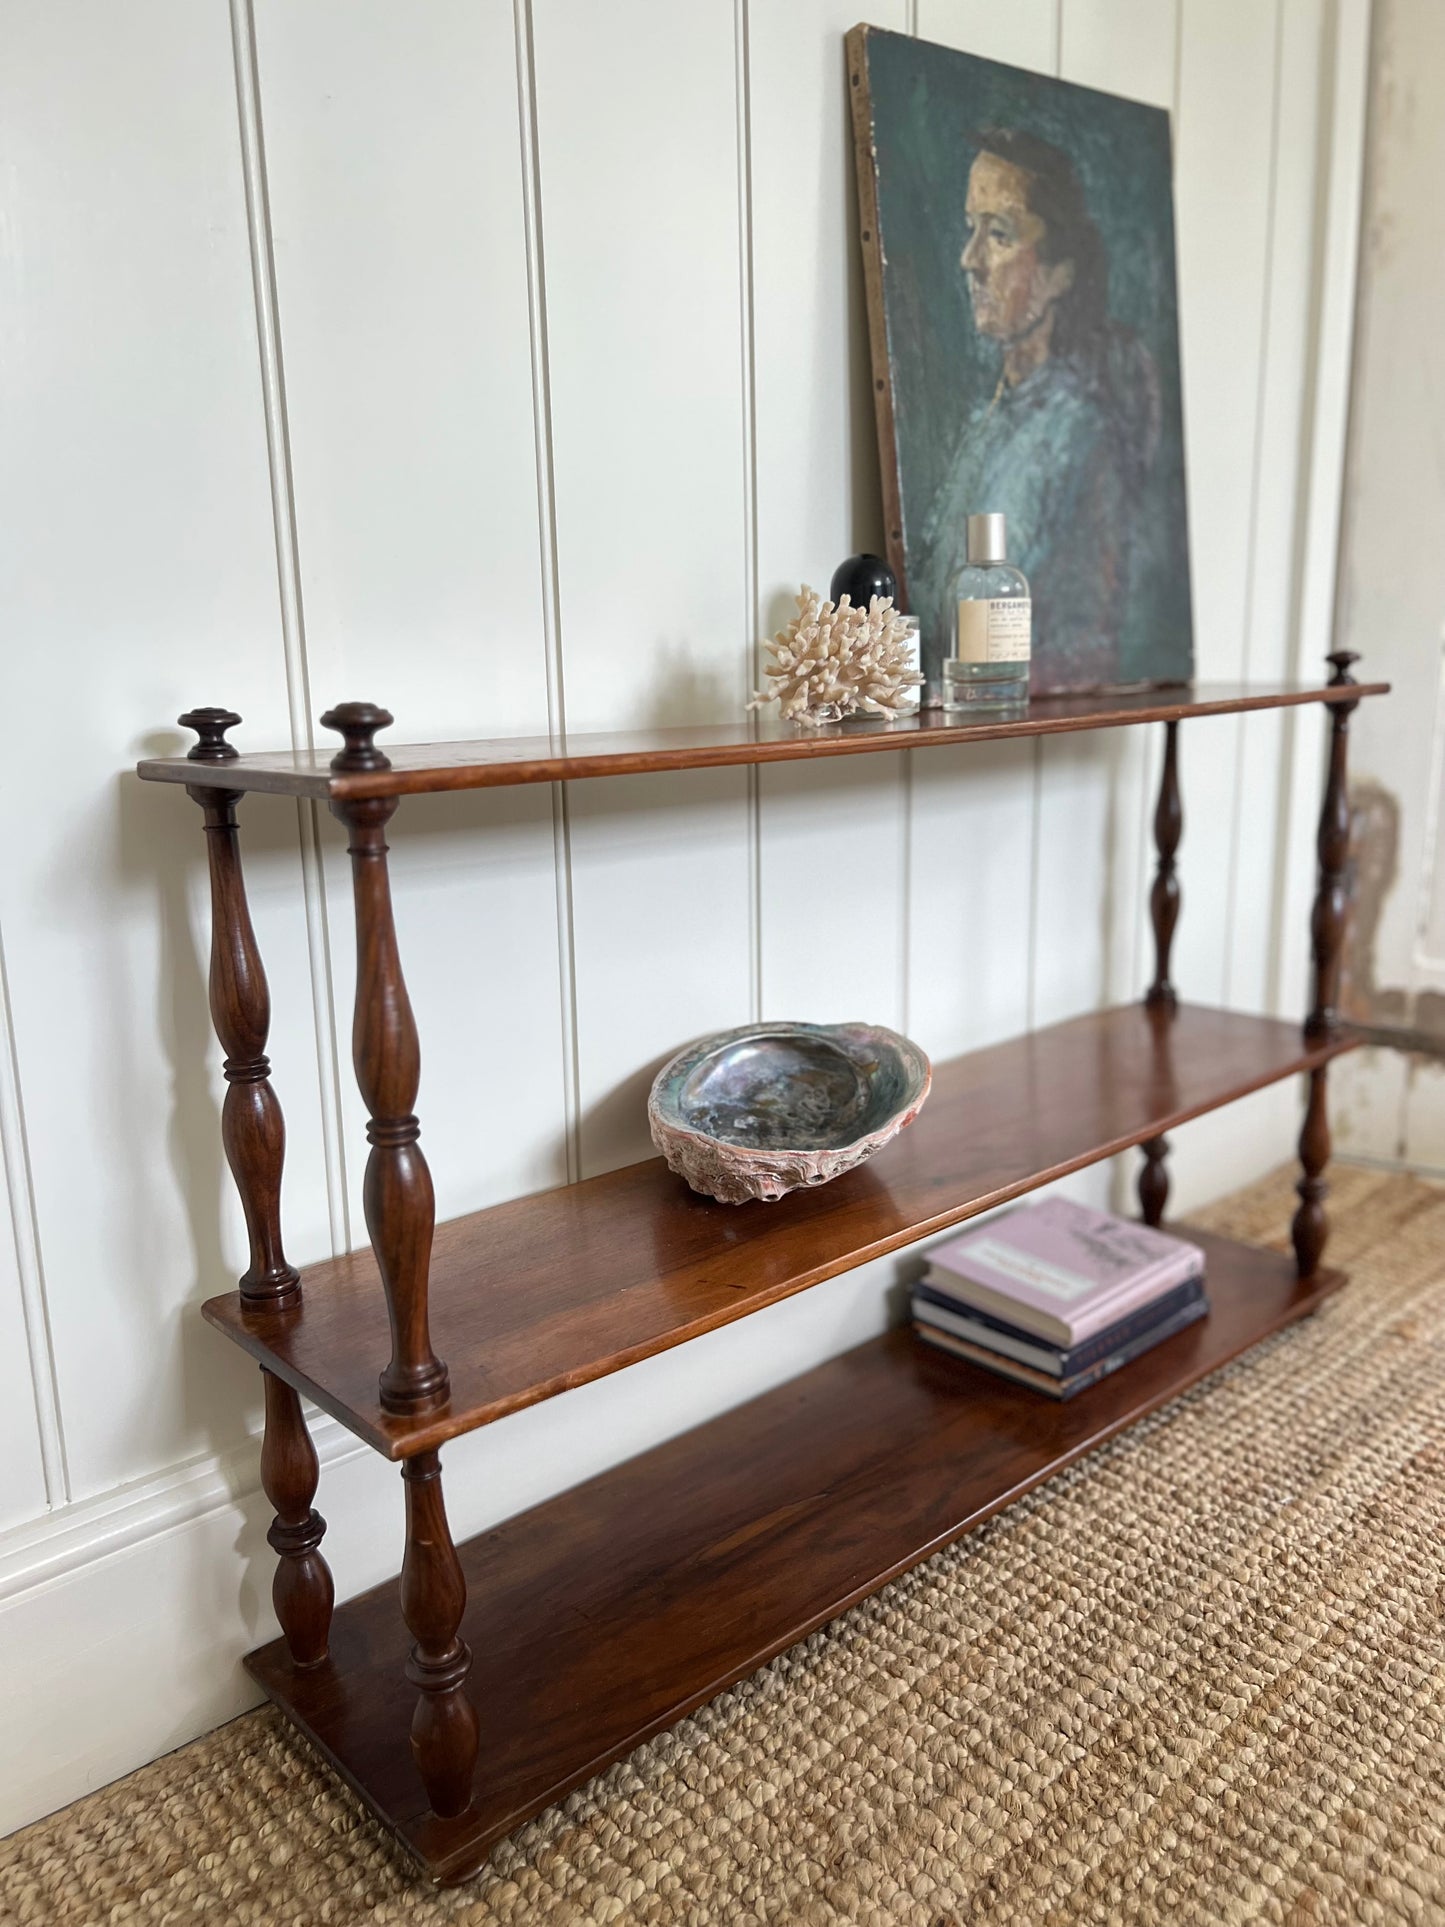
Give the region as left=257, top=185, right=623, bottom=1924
left=956, top=597, right=1031, bottom=663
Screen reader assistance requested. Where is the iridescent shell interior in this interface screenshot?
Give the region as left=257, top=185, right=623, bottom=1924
left=674, top=1030, right=911, bottom=1150
left=648, top=1021, right=932, bottom=1204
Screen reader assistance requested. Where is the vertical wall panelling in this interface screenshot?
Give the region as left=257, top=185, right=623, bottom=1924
left=1275, top=0, right=1372, bottom=1044
left=1055, top=0, right=1180, bottom=1021
left=513, top=0, right=583, bottom=1182
left=0, top=936, right=52, bottom=1528
left=1227, top=0, right=1327, bottom=1014
left=908, top=743, right=1037, bottom=1054
left=1171, top=0, right=1281, bottom=1006
left=750, top=0, right=909, bottom=1027
left=251, top=0, right=570, bottom=1224
left=230, top=0, right=349, bottom=1260
left=0, top=0, right=329, bottom=1497
left=529, top=0, right=754, bottom=1177
left=1060, top=0, right=1177, bottom=97
left=916, top=0, right=1058, bottom=71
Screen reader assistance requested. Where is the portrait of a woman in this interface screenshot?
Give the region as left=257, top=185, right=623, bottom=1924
left=852, top=33, right=1193, bottom=696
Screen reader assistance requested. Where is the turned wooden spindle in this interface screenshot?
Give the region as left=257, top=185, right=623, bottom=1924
left=1138, top=1134, right=1170, bottom=1228
left=1304, top=652, right=1361, bottom=1040
left=401, top=1450, right=479, bottom=1818
left=321, top=703, right=448, bottom=1415
left=179, top=708, right=299, bottom=1311
left=1291, top=652, right=1361, bottom=1277
left=1292, top=1069, right=1330, bottom=1278
left=1145, top=720, right=1182, bottom=1008
left=260, top=1370, right=334, bottom=1666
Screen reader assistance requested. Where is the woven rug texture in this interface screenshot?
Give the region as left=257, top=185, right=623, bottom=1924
left=3, top=1162, right=1444, bottom=1926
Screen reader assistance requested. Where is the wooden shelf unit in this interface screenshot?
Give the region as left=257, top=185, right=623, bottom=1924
left=138, top=660, right=1385, bottom=1884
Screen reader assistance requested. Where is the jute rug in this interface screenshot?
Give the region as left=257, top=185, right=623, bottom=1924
left=4, top=1162, right=1444, bottom=1926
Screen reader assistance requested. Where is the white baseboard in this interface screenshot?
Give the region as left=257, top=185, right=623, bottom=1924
left=0, top=1250, right=904, bottom=1838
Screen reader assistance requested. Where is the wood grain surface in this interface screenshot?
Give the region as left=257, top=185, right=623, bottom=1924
left=205, top=1002, right=1353, bottom=1459
left=247, top=1231, right=1345, bottom=1883
left=139, top=681, right=1388, bottom=800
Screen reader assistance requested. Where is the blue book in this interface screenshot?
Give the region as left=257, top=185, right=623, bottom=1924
left=914, top=1289, right=1209, bottom=1399
left=912, top=1273, right=1206, bottom=1378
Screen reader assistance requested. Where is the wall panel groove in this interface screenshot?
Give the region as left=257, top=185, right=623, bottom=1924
left=229, top=0, right=350, bottom=1257
left=735, top=0, right=765, bottom=1023
left=513, top=0, right=582, bottom=1181
left=0, top=923, right=65, bottom=1510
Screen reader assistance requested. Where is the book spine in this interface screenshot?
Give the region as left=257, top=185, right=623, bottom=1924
left=1052, top=1297, right=1209, bottom=1397
left=915, top=1295, right=1208, bottom=1398
left=913, top=1275, right=1205, bottom=1376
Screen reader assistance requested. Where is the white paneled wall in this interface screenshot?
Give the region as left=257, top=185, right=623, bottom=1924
left=0, top=0, right=1370, bottom=1833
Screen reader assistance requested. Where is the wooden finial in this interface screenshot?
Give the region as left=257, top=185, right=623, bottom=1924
left=178, top=707, right=242, bottom=762
left=1326, top=650, right=1360, bottom=688
left=321, top=702, right=394, bottom=772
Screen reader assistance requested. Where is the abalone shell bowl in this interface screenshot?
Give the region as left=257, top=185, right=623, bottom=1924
left=647, top=1021, right=932, bottom=1205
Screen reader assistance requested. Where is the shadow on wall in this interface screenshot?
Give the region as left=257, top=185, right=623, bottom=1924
left=1342, top=777, right=1445, bottom=1053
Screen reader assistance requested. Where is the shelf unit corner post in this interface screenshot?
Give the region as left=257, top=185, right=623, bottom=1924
left=1292, top=652, right=1362, bottom=1277
left=1138, top=1134, right=1171, bottom=1227
left=178, top=708, right=301, bottom=1312
left=1145, top=718, right=1182, bottom=1009
left=321, top=703, right=448, bottom=1415
left=400, top=1449, right=479, bottom=1819
left=260, top=1370, right=334, bottom=1666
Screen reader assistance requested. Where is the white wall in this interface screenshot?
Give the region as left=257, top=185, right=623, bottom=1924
left=1328, top=0, right=1445, bottom=1172
left=0, top=0, right=1369, bottom=1834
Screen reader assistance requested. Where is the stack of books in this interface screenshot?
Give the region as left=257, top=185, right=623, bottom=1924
left=912, top=1196, right=1208, bottom=1399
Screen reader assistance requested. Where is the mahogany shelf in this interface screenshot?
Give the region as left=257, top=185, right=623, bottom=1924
left=248, top=1228, right=1344, bottom=1885
left=205, top=1000, right=1353, bottom=1461
left=140, top=678, right=1386, bottom=800
left=142, top=663, right=1386, bottom=1878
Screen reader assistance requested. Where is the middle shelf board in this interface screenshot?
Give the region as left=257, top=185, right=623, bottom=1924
left=204, top=1002, right=1351, bottom=1461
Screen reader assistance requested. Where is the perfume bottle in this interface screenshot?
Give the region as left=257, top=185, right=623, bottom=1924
left=942, top=513, right=1031, bottom=714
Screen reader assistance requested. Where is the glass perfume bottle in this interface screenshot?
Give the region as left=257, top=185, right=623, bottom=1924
left=943, top=512, right=1031, bottom=714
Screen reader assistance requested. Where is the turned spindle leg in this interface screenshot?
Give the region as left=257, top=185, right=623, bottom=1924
left=260, top=1370, right=334, bottom=1666
left=180, top=708, right=301, bottom=1311
left=180, top=710, right=330, bottom=1664
left=401, top=1451, right=479, bottom=1818
left=1292, top=1069, right=1330, bottom=1278
left=1290, top=653, right=1362, bottom=1277
left=322, top=703, right=448, bottom=1416
left=1146, top=720, right=1182, bottom=1009
left=1138, top=1134, right=1170, bottom=1228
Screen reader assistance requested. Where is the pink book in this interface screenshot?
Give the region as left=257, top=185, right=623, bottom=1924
left=923, top=1196, right=1205, bottom=1347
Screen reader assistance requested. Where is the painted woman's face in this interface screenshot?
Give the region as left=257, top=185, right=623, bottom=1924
left=961, top=151, right=1074, bottom=343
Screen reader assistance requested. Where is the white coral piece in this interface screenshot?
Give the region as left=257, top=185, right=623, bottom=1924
left=750, top=586, right=922, bottom=725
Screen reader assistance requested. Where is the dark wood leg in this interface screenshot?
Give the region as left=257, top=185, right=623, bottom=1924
left=260, top=1369, right=334, bottom=1666
left=1292, top=1069, right=1330, bottom=1278
left=1146, top=720, right=1182, bottom=1009
left=1291, top=652, right=1362, bottom=1277
left=401, top=1450, right=479, bottom=1818
left=180, top=708, right=300, bottom=1310
left=1138, top=1134, right=1170, bottom=1228
left=322, top=704, right=447, bottom=1416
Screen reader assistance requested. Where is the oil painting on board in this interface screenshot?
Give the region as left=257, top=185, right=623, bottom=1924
left=847, top=26, right=1194, bottom=697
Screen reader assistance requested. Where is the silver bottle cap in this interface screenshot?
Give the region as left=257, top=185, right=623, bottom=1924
left=966, top=512, right=1007, bottom=566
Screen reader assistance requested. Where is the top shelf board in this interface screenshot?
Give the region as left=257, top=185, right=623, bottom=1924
left=139, top=680, right=1388, bottom=800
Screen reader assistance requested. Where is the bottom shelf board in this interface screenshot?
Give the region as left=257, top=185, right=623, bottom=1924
left=248, top=1228, right=1345, bottom=1885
